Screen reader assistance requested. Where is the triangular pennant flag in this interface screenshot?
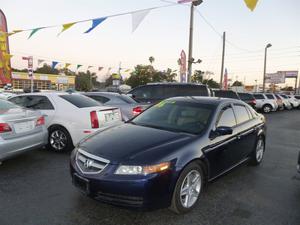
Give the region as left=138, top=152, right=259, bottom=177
left=58, top=22, right=76, bottom=36
left=64, top=63, right=71, bottom=69
left=77, top=64, right=82, bottom=70
left=12, top=30, right=23, bottom=34
left=98, top=67, right=104, bottom=71
left=132, top=9, right=151, bottom=32
left=84, top=17, right=107, bottom=34
left=37, top=59, right=45, bottom=65
left=2, top=53, right=13, bottom=60
left=124, top=69, right=131, bottom=72
left=28, top=27, right=44, bottom=39
left=87, top=66, right=93, bottom=70
left=244, top=0, right=259, bottom=11
left=51, top=61, right=59, bottom=70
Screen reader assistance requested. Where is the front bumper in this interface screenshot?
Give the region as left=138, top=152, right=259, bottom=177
left=70, top=153, right=178, bottom=210
left=0, top=129, right=48, bottom=161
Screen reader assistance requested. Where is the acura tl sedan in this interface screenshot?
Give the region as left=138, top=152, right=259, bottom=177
left=70, top=97, right=266, bottom=214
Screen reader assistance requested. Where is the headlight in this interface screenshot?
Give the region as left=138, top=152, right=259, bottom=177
left=115, top=162, right=170, bottom=175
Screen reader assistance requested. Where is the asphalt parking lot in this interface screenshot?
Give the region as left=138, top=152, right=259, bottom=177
left=1, top=110, right=300, bottom=225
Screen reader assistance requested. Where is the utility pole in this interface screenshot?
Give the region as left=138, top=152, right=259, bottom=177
left=263, top=43, right=272, bottom=92
left=220, top=32, right=226, bottom=89
left=187, top=0, right=203, bottom=83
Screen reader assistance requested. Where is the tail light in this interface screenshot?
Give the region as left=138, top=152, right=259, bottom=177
left=90, top=111, right=99, bottom=129
left=36, top=116, right=45, bottom=126
left=250, top=99, right=256, bottom=105
left=132, top=106, right=143, bottom=116
left=0, top=123, right=12, bottom=133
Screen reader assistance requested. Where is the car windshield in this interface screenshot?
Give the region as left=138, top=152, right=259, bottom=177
left=281, top=94, right=288, bottom=99
left=0, top=99, right=19, bottom=110
left=131, top=99, right=214, bottom=134
left=214, top=91, right=239, bottom=99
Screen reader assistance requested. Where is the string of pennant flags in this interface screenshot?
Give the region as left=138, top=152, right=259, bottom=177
left=10, top=53, right=133, bottom=74
left=0, top=0, right=259, bottom=39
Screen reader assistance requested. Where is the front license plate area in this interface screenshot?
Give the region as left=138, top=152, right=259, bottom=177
left=73, top=173, right=90, bottom=195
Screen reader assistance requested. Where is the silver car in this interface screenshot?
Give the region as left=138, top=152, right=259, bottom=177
left=0, top=99, right=48, bottom=163
left=84, top=92, right=149, bottom=121
left=253, top=93, right=278, bottom=113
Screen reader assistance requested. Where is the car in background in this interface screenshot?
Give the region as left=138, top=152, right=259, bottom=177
left=9, top=93, right=122, bottom=152
left=214, top=90, right=240, bottom=100
left=84, top=92, right=148, bottom=121
left=281, top=94, right=299, bottom=109
left=70, top=97, right=266, bottom=214
left=265, top=93, right=284, bottom=110
left=128, top=83, right=211, bottom=104
left=275, top=94, right=292, bottom=110
left=0, top=99, right=47, bottom=163
left=253, top=93, right=278, bottom=113
left=237, top=92, right=256, bottom=109
left=0, top=91, right=16, bottom=100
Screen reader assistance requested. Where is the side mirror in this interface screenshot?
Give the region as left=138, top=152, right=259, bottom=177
left=210, top=126, right=233, bottom=139
left=215, top=126, right=233, bottom=136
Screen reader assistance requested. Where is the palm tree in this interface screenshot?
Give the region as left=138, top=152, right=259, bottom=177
left=148, top=56, right=155, bottom=65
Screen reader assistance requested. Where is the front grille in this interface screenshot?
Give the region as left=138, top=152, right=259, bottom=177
left=95, top=191, right=144, bottom=207
left=76, top=149, right=109, bottom=174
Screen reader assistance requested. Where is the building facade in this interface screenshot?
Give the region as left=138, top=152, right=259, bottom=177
left=12, top=72, right=75, bottom=91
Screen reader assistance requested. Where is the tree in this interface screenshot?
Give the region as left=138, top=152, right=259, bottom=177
left=232, top=80, right=243, bottom=86
left=35, top=64, right=59, bottom=75
left=191, top=70, right=204, bottom=83
left=202, top=79, right=220, bottom=89
left=148, top=56, right=155, bottom=65
left=75, top=70, right=98, bottom=91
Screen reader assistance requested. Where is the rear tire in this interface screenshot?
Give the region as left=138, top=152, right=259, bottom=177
left=47, top=126, right=73, bottom=152
left=170, top=162, right=204, bottom=214
left=250, top=136, right=265, bottom=166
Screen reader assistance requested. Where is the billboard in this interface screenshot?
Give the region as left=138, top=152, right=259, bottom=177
left=179, top=50, right=187, bottom=83
left=0, top=9, right=12, bottom=86
left=265, top=72, right=285, bottom=84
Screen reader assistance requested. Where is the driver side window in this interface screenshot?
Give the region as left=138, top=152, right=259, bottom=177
left=217, top=106, right=236, bottom=127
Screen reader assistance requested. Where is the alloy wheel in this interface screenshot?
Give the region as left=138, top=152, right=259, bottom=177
left=180, top=170, right=201, bottom=208
left=263, top=106, right=271, bottom=113
left=256, top=138, right=265, bottom=162
left=50, top=130, right=67, bottom=151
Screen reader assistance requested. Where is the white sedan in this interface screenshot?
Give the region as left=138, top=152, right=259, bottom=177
left=9, top=92, right=122, bottom=152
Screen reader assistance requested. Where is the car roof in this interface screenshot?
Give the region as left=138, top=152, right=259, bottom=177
left=166, top=96, right=243, bottom=106
left=11, top=92, right=76, bottom=97
left=85, top=92, right=121, bottom=97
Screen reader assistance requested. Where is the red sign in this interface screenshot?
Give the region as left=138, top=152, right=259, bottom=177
left=180, top=50, right=187, bottom=83
left=0, top=9, right=12, bottom=86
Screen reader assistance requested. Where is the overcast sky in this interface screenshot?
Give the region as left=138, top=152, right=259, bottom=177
left=1, top=0, right=300, bottom=85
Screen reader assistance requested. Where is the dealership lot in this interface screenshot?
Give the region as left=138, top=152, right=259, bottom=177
left=0, top=110, right=300, bottom=225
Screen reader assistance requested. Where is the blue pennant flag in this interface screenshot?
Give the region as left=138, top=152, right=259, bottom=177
left=51, top=61, right=59, bottom=70
left=84, top=17, right=107, bottom=34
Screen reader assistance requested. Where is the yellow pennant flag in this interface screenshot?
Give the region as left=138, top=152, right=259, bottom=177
left=3, top=52, right=13, bottom=60
left=244, top=0, right=259, bottom=11
left=0, top=42, right=7, bottom=51
left=58, top=22, right=76, bottom=36
left=64, top=63, right=71, bottom=69
left=0, top=60, right=3, bottom=68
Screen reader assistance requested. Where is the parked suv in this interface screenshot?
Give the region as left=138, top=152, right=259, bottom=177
left=214, top=90, right=240, bottom=100
left=281, top=94, right=299, bottom=108
left=238, top=92, right=256, bottom=108
left=253, top=93, right=278, bottom=113
left=128, top=83, right=210, bottom=104
left=265, top=93, right=284, bottom=110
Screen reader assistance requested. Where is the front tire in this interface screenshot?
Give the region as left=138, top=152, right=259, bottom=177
left=47, top=126, right=73, bottom=152
left=170, top=162, right=204, bottom=214
left=262, top=104, right=272, bottom=113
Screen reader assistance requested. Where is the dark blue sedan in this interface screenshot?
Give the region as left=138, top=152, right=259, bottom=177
left=70, top=97, right=266, bottom=214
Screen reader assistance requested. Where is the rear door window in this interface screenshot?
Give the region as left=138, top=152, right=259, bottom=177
left=9, top=96, right=27, bottom=107
left=253, top=94, right=264, bottom=99
left=234, top=105, right=251, bottom=124
left=60, top=94, right=101, bottom=108
left=24, top=96, right=54, bottom=110
left=265, top=94, right=275, bottom=99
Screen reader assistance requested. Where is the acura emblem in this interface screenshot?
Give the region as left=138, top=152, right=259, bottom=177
left=84, top=159, right=93, bottom=169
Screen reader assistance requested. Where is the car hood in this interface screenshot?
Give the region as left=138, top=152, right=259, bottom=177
left=79, top=123, right=194, bottom=164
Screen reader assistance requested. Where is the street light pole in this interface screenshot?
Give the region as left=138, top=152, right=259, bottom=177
left=220, top=31, right=226, bottom=89
left=263, top=43, right=272, bottom=92
left=187, top=0, right=203, bottom=83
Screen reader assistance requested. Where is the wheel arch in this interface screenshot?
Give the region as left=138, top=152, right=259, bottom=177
left=48, top=124, right=74, bottom=146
